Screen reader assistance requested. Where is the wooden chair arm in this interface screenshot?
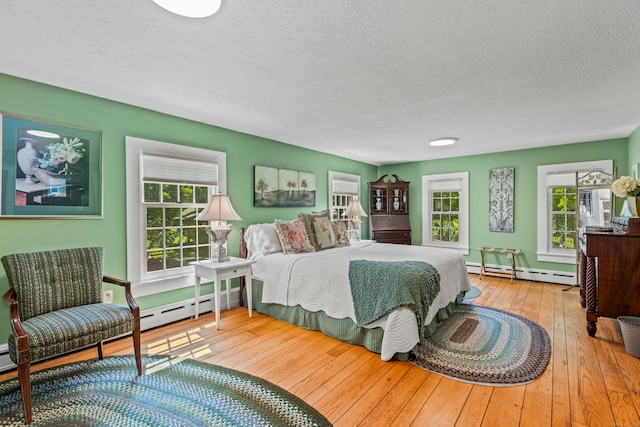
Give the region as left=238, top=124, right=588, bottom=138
left=2, top=288, right=29, bottom=352
left=102, top=276, right=140, bottom=317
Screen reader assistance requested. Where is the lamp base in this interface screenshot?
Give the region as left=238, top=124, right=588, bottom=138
left=210, top=246, right=230, bottom=263
left=206, top=225, right=232, bottom=263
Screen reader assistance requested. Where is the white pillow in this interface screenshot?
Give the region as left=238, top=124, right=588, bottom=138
left=244, top=223, right=283, bottom=259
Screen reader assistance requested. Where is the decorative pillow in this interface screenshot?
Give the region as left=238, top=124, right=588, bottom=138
left=274, top=219, right=315, bottom=254
left=332, top=220, right=350, bottom=247
left=299, top=210, right=336, bottom=250
left=244, top=223, right=283, bottom=259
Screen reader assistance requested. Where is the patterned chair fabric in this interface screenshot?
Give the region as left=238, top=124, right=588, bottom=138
left=2, top=247, right=103, bottom=321
left=1, top=247, right=142, bottom=424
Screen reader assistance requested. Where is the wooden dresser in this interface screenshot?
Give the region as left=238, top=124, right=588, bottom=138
left=578, top=216, right=640, bottom=337
left=369, top=175, right=411, bottom=244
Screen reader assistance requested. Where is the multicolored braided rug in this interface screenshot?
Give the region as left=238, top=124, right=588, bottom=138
left=0, top=355, right=332, bottom=426
left=412, top=303, right=551, bottom=386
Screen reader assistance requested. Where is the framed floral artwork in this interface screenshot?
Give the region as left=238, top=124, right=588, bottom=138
left=0, top=112, right=102, bottom=218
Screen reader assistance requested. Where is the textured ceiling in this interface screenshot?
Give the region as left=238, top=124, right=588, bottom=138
left=1, top=1, right=639, bottom=165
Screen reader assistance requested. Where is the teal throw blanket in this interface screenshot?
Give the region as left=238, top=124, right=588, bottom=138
left=348, top=260, right=441, bottom=342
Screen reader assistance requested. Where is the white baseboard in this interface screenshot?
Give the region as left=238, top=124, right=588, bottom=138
left=466, top=262, right=576, bottom=285
left=0, top=289, right=241, bottom=373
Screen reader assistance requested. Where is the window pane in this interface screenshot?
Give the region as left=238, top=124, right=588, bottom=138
left=163, top=184, right=178, bottom=203
left=182, top=207, right=196, bottom=226
left=146, top=229, right=163, bottom=250
left=566, top=232, right=575, bottom=250
left=165, top=228, right=181, bottom=248
left=198, top=245, right=210, bottom=259
left=183, top=247, right=197, bottom=265
left=165, top=249, right=181, bottom=269
left=198, top=227, right=209, bottom=244
left=195, top=186, right=209, bottom=203
left=183, top=227, right=196, bottom=245
left=147, top=207, right=162, bottom=228
left=551, top=214, right=566, bottom=230
left=147, top=250, right=164, bottom=272
left=180, top=185, right=193, bottom=203
left=432, top=227, right=440, bottom=240
left=451, top=196, right=459, bottom=211
left=166, top=208, right=181, bottom=227
left=144, top=183, right=161, bottom=203
left=433, top=198, right=441, bottom=211
left=442, top=199, right=450, bottom=212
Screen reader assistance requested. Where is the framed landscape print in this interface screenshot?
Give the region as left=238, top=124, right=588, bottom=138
left=0, top=112, right=102, bottom=218
left=489, top=167, right=514, bottom=232
left=254, top=165, right=316, bottom=207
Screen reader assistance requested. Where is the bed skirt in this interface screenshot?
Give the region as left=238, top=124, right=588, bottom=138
left=245, top=279, right=465, bottom=361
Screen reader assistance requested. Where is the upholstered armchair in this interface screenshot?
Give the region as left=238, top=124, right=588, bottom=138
left=1, top=247, right=142, bottom=424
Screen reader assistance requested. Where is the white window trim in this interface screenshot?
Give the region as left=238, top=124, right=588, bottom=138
left=421, top=172, right=469, bottom=255
left=536, top=159, right=612, bottom=264
left=125, top=136, right=227, bottom=297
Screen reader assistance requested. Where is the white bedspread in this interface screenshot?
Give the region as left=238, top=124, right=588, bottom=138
left=252, top=241, right=470, bottom=360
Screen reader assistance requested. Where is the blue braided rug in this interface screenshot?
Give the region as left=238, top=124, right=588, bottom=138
left=412, top=303, right=551, bottom=386
left=0, top=355, right=332, bottom=426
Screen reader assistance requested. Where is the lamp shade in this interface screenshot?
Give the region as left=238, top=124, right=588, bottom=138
left=197, top=194, right=242, bottom=222
left=343, top=199, right=368, bottom=217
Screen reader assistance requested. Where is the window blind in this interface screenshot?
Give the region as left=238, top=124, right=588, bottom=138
left=428, top=178, right=463, bottom=191
left=142, top=154, right=218, bottom=185
left=332, top=179, right=359, bottom=195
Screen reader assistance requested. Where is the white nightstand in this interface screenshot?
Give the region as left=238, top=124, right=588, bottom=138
left=191, top=257, right=256, bottom=329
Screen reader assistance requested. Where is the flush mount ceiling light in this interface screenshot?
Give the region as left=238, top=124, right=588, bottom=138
left=429, top=137, right=457, bottom=147
left=151, top=0, right=221, bottom=18
left=26, top=130, right=60, bottom=138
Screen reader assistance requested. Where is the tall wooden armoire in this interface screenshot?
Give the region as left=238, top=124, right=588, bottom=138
left=368, top=175, right=411, bottom=244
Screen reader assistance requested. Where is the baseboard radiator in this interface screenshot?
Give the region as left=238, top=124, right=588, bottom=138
left=465, top=262, right=576, bottom=285
left=0, top=289, right=241, bottom=373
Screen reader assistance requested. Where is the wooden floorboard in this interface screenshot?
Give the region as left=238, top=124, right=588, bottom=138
left=1, top=273, right=639, bottom=426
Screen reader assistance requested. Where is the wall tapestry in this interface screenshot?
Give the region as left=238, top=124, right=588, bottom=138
left=254, top=165, right=316, bottom=207
left=489, top=167, right=514, bottom=232
left=0, top=112, right=102, bottom=218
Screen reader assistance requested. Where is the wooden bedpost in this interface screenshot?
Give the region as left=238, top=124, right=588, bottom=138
left=239, top=227, right=247, bottom=307
left=239, top=227, right=247, bottom=259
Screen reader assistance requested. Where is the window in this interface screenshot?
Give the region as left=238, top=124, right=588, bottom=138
left=328, top=171, right=362, bottom=237
left=143, top=182, right=211, bottom=272
left=422, top=172, right=469, bottom=254
left=431, top=191, right=460, bottom=243
left=550, top=186, right=576, bottom=250
left=536, top=160, right=612, bottom=264
left=126, top=136, right=228, bottom=297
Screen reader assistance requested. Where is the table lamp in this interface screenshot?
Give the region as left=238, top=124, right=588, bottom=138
left=343, top=197, right=368, bottom=240
left=197, top=194, right=242, bottom=262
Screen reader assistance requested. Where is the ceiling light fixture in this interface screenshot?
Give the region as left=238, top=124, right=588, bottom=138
left=151, top=0, right=221, bottom=18
left=429, top=137, right=457, bottom=147
left=26, top=130, right=60, bottom=139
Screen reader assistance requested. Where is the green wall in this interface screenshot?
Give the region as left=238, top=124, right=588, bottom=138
left=629, top=124, right=640, bottom=172
left=0, top=73, right=636, bottom=349
left=0, top=74, right=377, bottom=343
left=378, top=139, right=629, bottom=272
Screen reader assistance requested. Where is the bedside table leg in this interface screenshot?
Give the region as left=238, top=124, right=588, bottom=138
left=194, top=276, right=202, bottom=320
left=225, top=278, right=231, bottom=310
left=214, top=278, right=221, bottom=330
left=245, top=273, right=252, bottom=318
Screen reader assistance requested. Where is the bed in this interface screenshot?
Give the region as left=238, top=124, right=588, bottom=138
left=240, top=217, right=471, bottom=361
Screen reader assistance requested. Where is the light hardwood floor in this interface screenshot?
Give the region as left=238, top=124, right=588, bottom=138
left=2, top=274, right=639, bottom=426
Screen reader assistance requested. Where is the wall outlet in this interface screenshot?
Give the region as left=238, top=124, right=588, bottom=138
left=103, top=290, right=113, bottom=304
